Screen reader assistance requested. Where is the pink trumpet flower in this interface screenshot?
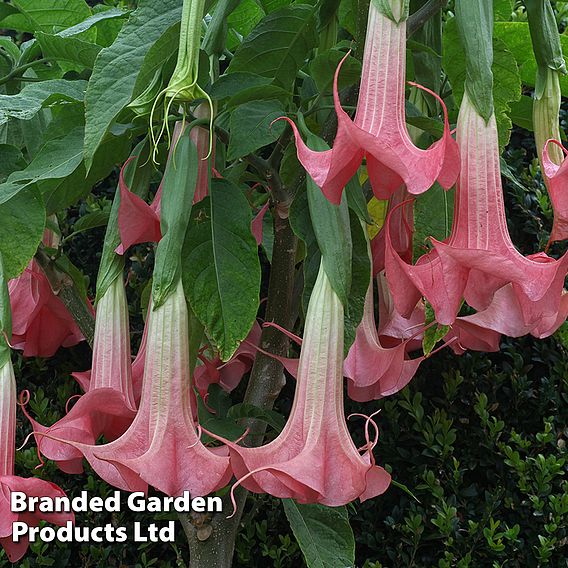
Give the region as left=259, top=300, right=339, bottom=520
left=208, top=263, right=391, bottom=506
left=194, top=321, right=262, bottom=399
left=541, top=139, right=568, bottom=244
left=117, top=115, right=212, bottom=254
left=386, top=92, right=568, bottom=336
left=0, top=355, right=74, bottom=562
left=23, top=277, right=137, bottom=475
left=344, top=278, right=423, bottom=401
left=35, top=281, right=231, bottom=497
left=8, top=261, right=84, bottom=357
left=9, top=223, right=84, bottom=357
left=283, top=0, right=459, bottom=205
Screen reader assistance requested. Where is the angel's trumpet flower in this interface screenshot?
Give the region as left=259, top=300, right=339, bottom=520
left=117, top=118, right=212, bottom=254
left=541, top=138, right=568, bottom=244
left=8, top=223, right=83, bottom=357
left=194, top=321, right=261, bottom=399
left=283, top=0, right=459, bottom=205
left=0, top=261, right=73, bottom=562
left=23, top=277, right=137, bottom=475
left=386, top=92, right=568, bottom=336
left=210, top=262, right=391, bottom=506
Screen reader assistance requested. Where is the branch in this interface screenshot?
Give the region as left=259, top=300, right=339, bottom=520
left=407, top=0, right=448, bottom=38
left=34, top=248, right=95, bottom=348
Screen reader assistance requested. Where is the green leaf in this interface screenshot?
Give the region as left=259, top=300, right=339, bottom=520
left=71, top=209, right=110, bottom=237
left=282, top=500, right=355, bottom=568
left=344, top=210, right=370, bottom=353
left=0, top=187, right=45, bottom=279
left=289, top=189, right=366, bottom=353
left=152, top=129, right=199, bottom=308
left=305, top=136, right=352, bottom=308
left=57, top=7, right=127, bottom=39
left=209, top=72, right=272, bottom=100
left=413, top=183, right=454, bottom=259
left=310, top=49, right=362, bottom=94
left=0, top=127, right=84, bottom=206
left=228, top=4, right=318, bottom=89
left=494, top=0, right=513, bottom=21
left=509, top=95, right=533, bottom=131
left=227, top=403, right=286, bottom=432
left=454, top=0, right=494, bottom=121
left=0, top=79, right=87, bottom=126
left=36, top=32, right=101, bottom=71
left=84, top=0, right=183, bottom=170
left=183, top=179, right=261, bottom=361
left=227, top=0, right=264, bottom=37
left=227, top=100, right=286, bottom=160
left=495, top=21, right=568, bottom=97
left=422, top=301, right=449, bottom=356
left=5, top=0, right=91, bottom=33
left=443, top=18, right=521, bottom=148
left=131, top=22, right=179, bottom=101
left=42, top=129, right=131, bottom=213
left=0, top=144, right=26, bottom=183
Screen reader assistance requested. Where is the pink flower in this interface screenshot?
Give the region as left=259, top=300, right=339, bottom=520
left=283, top=1, right=459, bottom=205
left=194, top=321, right=262, bottom=399
left=541, top=139, right=568, bottom=244
left=209, top=263, right=391, bottom=506
left=23, top=277, right=137, bottom=475
left=8, top=260, right=84, bottom=358
left=0, top=354, right=73, bottom=562
left=385, top=92, right=568, bottom=337
left=116, top=115, right=213, bottom=254
left=36, top=281, right=231, bottom=497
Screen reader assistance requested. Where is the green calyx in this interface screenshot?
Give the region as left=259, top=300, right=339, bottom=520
left=525, top=0, right=566, bottom=99
left=372, top=0, right=410, bottom=24
left=0, top=254, right=12, bottom=369
left=152, top=123, right=200, bottom=309
left=455, top=0, right=494, bottom=122
left=150, top=0, right=213, bottom=162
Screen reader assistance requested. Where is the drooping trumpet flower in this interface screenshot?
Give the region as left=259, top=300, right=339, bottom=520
left=0, top=258, right=73, bottom=563
left=33, top=127, right=231, bottom=497
left=8, top=222, right=84, bottom=357
left=117, top=117, right=213, bottom=254
left=386, top=91, right=568, bottom=335
left=526, top=0, right=568, bottom=245
left=209, top=262, right=391, bottom=506
left=22, top=277, right=137, bottom=475
left=22, top=148, right=151, bottom=474
left=283, top=0, right=459, bottom=205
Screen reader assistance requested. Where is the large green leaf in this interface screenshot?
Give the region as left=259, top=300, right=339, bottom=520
left=0, top=79, right=87, bottom=126
left=310, top=50, right=362, bottom=94
left=282, top=500, right=355, bottom=568
left=494, top=21, right=568, bottom=96
left=2, top=0, right=91, bottom=33
left=0, top=187, right=45, bottom=279
left=0, top=145, right=26, bottom=183
left=227, top=100, right=286, bottom=160
left=36, top=32, right=101, bottom=71
left=413, top=183, right=454, bottom=260
left=84, top=0, right=182, bottom=170
left=228, top=4, right=318, bottom=89
left=0, top=127, right=84, bottom=206
left=289, top=189, right=367, bottom=352
left=183, top=179, right=261, bottom=361
left=443, top=18, right=521, bottom=149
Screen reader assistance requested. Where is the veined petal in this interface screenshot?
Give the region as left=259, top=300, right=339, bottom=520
left=211, top=263, right=390, bottom=505
left=542, top=139, right=568, bottom=243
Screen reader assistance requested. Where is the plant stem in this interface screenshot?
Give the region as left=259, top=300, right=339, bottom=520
left=34, top=248, right=95, bottom=348
left=0, top=58, right=48, bottom=87
left=407, top=0, right=448, bottom=37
